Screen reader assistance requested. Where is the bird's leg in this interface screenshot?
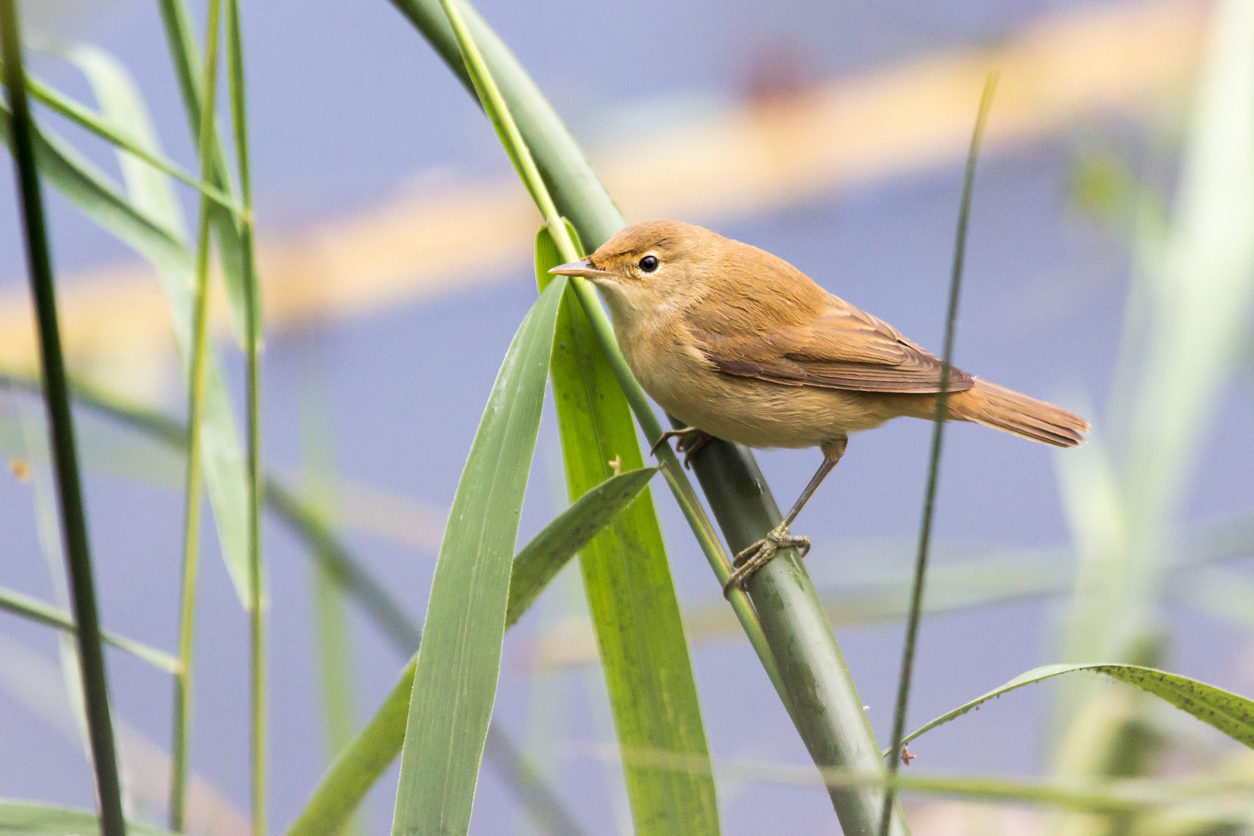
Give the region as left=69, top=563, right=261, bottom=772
left=651, top=426, right=712, bottom=469
left=723, top=437, right=846, bottom=598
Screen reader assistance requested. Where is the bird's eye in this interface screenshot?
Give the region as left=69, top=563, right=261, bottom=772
left=638, top=255, right=659, bottom=273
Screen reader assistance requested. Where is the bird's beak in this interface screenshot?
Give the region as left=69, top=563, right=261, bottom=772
left=549, top=259, right=613, bottom=282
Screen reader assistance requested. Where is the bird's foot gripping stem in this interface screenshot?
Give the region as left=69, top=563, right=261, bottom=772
left=723, top=524, right=811, bottom=598
left=650, top=427, right=712, bottom=469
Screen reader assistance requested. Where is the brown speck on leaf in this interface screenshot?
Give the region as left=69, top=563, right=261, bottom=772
left=10, top=459, right=30, bottom=481
left=608, top=455, right=622, bottom=476
left=900, top=745, right=917, bottom=766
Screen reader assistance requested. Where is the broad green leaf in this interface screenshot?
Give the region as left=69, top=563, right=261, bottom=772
left=288, top=461, right=650, bottom=836
left=902, top=664, right=1254, bottom=751
left=0, top=800, right=173, bottom=835
left=0, top=90, right=255, bottom=608
left=412, top=6, right=716, bottom=827
left=391, top=276, right=568, bottom=835
left=536, top=223, right=720, bottom=831
left=0, top=587, right=179, bottom=674
left=507, top=466, right=657, bottom=628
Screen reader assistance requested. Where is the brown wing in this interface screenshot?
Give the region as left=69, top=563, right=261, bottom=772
left=692, top=295, right=975, bottom=394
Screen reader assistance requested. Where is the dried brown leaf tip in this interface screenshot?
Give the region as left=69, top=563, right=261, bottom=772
left=900, top=744, right=917, bottom=767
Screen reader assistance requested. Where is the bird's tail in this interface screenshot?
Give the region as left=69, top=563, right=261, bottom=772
left=949, top=380, right=1088, bottom=448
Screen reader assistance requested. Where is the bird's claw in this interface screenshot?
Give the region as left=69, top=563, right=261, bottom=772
left=650, top=427, right=712, bottom=469
left=722, top=525, right=811, bottom=598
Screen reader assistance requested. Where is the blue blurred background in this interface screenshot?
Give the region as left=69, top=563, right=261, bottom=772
left=2, top=0, right=1251, bottom=832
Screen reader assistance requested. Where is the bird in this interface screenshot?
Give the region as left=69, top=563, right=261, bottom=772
left=550, top=219, right=1088, bottom=595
